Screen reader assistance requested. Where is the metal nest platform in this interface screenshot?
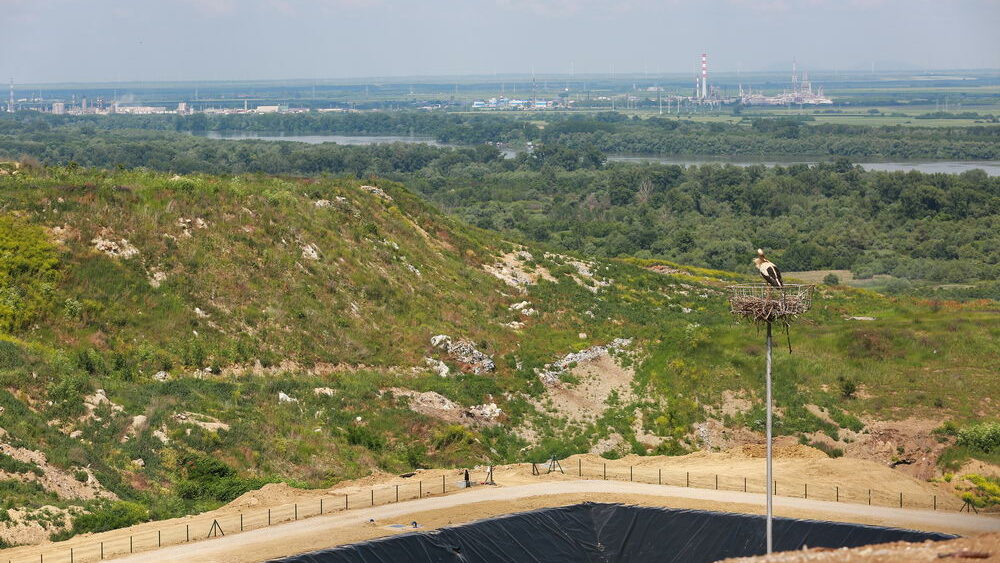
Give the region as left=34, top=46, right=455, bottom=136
left=727, top=284, right=814, bottom=324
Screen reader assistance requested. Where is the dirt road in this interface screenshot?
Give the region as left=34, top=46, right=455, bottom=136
left=103, top=480, right=998, bottom=563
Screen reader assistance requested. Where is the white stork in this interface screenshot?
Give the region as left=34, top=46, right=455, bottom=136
left=753, top=249, right=784, bottom=288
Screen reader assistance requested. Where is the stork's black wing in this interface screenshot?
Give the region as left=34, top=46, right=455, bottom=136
left=760, top=265, right=783, bottom=288
left=771, top=265, right=783, bottom=287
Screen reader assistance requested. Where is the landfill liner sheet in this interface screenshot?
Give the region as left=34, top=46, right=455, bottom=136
left=273, top=502, right=955, bottom=563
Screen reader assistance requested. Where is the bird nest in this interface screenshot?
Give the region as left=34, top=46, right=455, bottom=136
left=727, top=284, right=814, bottom=324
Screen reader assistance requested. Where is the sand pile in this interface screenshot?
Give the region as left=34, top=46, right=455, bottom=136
left=734, top=444, right=828, bottom=459
left=720, top=532, right=1000, bottom=562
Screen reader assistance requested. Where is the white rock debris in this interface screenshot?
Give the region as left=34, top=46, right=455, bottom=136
left=92, top=235, right=138, bottom=259
left=430, top=335, right=495, bottom=374
left=301, top=243, right=320, bottom=261
left=82, top=389, right=125, bottom=421
left=508, top=301, right=537, bottom=316
left=360, top=185, right=392, bottom=201
left=278, top=392, right=298, bottom=403
left=194, top=307, right=210, bottom=318
left=535, top=338, right=633, bottom=386
left=423, top=357, right=450, bottom=377
left=313, top=387, right=335, bottom=397
left=148, top=269, right=167, bottom=288
left=314, top=199, right=332, bottom=208
left=153, top=371, right=170, bottom=382
left=172, top=412, right=230, bottom=432
left=466, top=402, right=503, bottom=423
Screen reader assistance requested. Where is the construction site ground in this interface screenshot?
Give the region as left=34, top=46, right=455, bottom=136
left=3, top=450, right=998, bottom=563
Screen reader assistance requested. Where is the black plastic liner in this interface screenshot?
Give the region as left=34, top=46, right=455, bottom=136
left=274, top=502, right=955, bottom=563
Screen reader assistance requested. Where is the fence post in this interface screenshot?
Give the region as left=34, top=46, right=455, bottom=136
left=716, top=474, right=719, bottom=490
left=159, top=529, right=162, bottom=546
left=345, top=494, right=349, bottom=510
left=130, top=535, right=133, bottom=553
left=295, top=503, right=298, bottom=520
left=899, top=492, right=903, bottom=508
left=630, top=466, right=633, bottom=482
left=419, top=481, right=422, bottom=497
left=396, top=484, right=400, bottom=503
left=187, top=524, right=190, bottom=542
left=371, top=489, right=375, bottom=506
left=933, top=495, right=936, bottom=510
left=579, top=458, right=582, bottom=476
left=774, top=480, right=777, bottom=495
left=744, top=477, right=747, bottom=492
left=442, top=474, right=446, bottom=493
left=101, top=542, right=104, bottom=560
left=836, top=486, right=839, bottom=502
left=321, top=498, right=324, bottom=515
left=658, top=468, right=662, bottom=485
left=868, top=489, right=871, bottom=506
left=71, top=547, right=74, bottom=563
left=604, top=463, right=607, bottom=480
left=241, top=513, right=244, bottom=531
left=804, top=483, right=807, bottom=499
left=268, top=509, right=271, bottom=526
left=686, top=472, right=689, bottom=487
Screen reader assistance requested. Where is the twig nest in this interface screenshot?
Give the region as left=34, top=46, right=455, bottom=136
left=727, top=284, right=814, bottom=323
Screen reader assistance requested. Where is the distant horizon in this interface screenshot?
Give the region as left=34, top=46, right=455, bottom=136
left=8, top=67, right=1000, bottom=91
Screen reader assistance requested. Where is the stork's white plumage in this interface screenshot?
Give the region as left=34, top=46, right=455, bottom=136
left=753, top=248, right=784, bottom=288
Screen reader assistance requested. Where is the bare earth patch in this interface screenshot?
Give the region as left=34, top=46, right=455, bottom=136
left=483, top=250, right=557, bottom=289
left=529, top=352, right=635, bottom=426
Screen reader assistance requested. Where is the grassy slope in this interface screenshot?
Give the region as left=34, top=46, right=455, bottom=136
left=0, top=167, right=997, bottom=540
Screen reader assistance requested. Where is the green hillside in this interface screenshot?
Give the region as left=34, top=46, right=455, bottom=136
left=0, top=165, right=997, bottom=544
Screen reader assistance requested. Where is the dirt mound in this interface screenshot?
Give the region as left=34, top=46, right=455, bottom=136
left=721, top=532, right=1000, bottom=562
left=225, top=483, right=310, bottom=510
left=734, top=444, right=829, bottom=460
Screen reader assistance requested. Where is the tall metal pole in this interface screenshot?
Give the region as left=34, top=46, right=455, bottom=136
left=765, top=321, right=774, bottom=554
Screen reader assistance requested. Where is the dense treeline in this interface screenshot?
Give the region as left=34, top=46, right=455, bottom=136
left=8, top=110, right=1000, bottom=159
left=538, top=114, right=1000, bottom=159
left=2, top=118, right=997, bottom=284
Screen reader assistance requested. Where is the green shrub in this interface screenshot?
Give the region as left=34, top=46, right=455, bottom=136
left=957, top=422, right=1000, bottom=453
left=822, top=273, right=840, bottom=285
left=0, top=214, right=61, bottom=331
left=0, top=452, right=44, bottom=476
left=68, top=501, right=148, bottom=535
left=346, top=425, right=387, bottom=452
left=933, top=420, right=959, bottom=437
left=175, top=454, right=268, bottom=503
left=837, top=376, right=858, bottom=400
left=961, top=474, right=1000, bottom=508
left=809, top=441, right=844, bottom=458
left=828, top=408, right=864, bottom=433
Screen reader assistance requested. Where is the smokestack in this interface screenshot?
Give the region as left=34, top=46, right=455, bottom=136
left=701, top=53, right=708, bottom=99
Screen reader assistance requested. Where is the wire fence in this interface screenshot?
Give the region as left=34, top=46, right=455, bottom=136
left=2, top=460, right=968, bottom=563
left=556, top=457, right=964, bottom=513
left=3, top=474, right=464, bottom=563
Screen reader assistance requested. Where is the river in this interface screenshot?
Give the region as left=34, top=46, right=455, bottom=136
left=191, top=132, right=1000, bottom=176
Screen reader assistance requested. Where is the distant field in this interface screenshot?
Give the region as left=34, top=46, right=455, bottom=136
left=785, top=270, right=896, bottom=289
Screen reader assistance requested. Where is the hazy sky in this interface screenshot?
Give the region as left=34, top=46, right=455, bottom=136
left=2, top=0, right=998, bottom=84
